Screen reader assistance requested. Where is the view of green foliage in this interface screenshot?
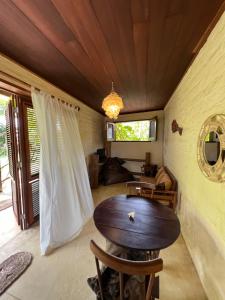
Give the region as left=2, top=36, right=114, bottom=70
left=0, top=97, right=9, bottom=159
left=115, top=120, right=151, bottom=141
left=0, top=95, right=40, bottom=173
left=0, top=124, right=7, bottom=157
left=0, top=98, right=8, bottom=114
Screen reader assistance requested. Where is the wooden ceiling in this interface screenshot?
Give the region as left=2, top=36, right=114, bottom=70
left=0, top=0, right=223, bottom=114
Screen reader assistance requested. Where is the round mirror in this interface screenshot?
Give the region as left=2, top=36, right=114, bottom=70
left=204, top=131, right=220, bottom=166
left=197, top=114, right=225, bottom=182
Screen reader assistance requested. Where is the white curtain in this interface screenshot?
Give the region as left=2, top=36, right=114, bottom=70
left=31, top=88, right=94, bottom=255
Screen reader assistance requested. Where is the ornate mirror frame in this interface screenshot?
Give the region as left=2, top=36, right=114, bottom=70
left=197, top=114, right=225, bottom=182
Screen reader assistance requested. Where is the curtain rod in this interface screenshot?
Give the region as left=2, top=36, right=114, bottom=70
left=34, top=87, right=80, bottom=111
left=0, top=72, right=81, bottom=111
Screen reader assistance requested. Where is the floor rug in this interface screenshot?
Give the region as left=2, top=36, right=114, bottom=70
left=0, top=252, right=32, bottom=295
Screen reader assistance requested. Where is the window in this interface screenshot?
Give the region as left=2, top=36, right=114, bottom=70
left=107, top=118, right=157, bottom=142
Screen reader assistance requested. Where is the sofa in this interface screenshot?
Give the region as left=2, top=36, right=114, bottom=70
left=140, top=166, right=177, bottom=191
left=127, top=166, right=178, bottom=210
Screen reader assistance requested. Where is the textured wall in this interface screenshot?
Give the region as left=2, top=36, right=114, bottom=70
left=77, top=110, right=103, bottom=159
left=110, top=110, right=164, bottom=172
left=164, top=13, right=225, bottom=299
left=0, top=54, right=104, bottom=159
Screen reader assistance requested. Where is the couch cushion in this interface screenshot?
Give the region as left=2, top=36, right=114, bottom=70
left=156, top=171, right=165, bottom=184
left=155, top=167, right=165, bottom=181
left=156, top=173, right=172, bottom=190
left=140, top=176, right=156, bottom=185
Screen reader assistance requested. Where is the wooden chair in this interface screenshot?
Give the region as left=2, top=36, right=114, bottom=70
left=90, top=240, right=163, bottom=300
left=126, top=181, right=155, bottom=196
left=126, top=181, right=177, bottom=211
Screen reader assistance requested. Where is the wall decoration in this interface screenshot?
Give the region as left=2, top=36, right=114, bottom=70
left=197, top=114, right=225, bottom=182
left=171, top=120, right=183, bottom=135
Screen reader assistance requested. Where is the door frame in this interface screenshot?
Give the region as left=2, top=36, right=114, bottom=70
left=5, top=95, right=22, bottom=225
left=1, top=79, right=39, bottom=229
left=18, top=96, right=39, bottom=227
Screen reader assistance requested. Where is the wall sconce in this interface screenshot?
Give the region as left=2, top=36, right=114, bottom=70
left=171, top=120, right=183, bottom=136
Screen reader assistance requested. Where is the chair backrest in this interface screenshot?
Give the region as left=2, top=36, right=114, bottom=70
left=164, top=167, right=178, bottom=191
left=126, top=181, right=177, bottom=210
left=126, top=181, right=155, bottom=196
left=90, top=240, right=163, bottom=300
left=126, top=181, right=156, bottom=189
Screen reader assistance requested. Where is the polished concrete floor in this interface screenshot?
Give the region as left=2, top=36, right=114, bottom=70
left=0, top=184, right=206, bottom=300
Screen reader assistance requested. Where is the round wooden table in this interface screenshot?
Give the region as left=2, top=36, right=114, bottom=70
left=94, top=194, right=180, bottom=251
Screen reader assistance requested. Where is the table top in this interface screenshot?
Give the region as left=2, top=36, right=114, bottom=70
left=94, top=194, right=180, bottom=251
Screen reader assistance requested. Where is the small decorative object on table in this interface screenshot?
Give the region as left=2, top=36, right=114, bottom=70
left=128, top=211, right=135, bottom=222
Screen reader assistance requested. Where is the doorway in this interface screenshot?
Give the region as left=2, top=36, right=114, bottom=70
left=0, top=92, right=11, bottom=211
left=0, top=92, right=20, bottom=247
left=0, top=84, right=40, bottom=247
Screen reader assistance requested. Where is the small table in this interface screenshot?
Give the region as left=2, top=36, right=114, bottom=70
left=94, top=194, right=180, bottom=251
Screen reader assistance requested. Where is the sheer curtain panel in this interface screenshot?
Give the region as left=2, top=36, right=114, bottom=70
left=31, top=88, right=94, bottom=255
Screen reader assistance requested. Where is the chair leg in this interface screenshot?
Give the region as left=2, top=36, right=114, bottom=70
left=119, top=272, right=124, bottom=300
left=145, top=275, right=150, bottom=293
left=95, top=258, right=104, bottom=300
left=154, top=250, right=160, bottom=258
left=146, top=274, right=155, bottom=300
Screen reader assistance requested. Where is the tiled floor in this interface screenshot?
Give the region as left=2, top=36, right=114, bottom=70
left=0, top=184, right=206, bottom=300
left=0, top=206, right=20, bottom=248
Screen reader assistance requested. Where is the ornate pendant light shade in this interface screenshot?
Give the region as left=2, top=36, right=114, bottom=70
left=102, top=82, right=124, bottom=119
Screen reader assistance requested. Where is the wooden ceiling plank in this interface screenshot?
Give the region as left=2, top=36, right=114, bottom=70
left=109, top=0, right=139, bottom=97
left=75, top=0, right=126, bottom=94
left=51, top=0, right=112, bottom=95
left=91, top=0, right=140, bottom=111
left=0, top=0, right=223, bottom=113
left=11, top=0, right=106, bottom=97
left=52, top=0, right=127, bottom=97
left=0, top=0, right=102, bottom=111
left=131, top=0, right=151, bottom=111
left=90, top=0, right=129, bottom=97
left=153, top=13, right=184, bottom=98
left=167, top=0, right=187, bottom=17
left=148, top=0, right=223, bottom=109
left=158, top=0, right=224, bottom=103
left=146, top=0, right=171, bottom=109
left=131, top=0, right=150, bottom=23
left=192, top=1, right=225, bottom=56
left=155, top=1, right=195, bottom=98
left=133, top=23, right=148, bottom=108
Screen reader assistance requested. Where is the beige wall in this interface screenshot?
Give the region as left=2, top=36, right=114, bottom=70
left=0, top=54, right=104, bottom=159
left=110, top=110, right=164, bottom=173
left=164, top=13, right=225, bottom=299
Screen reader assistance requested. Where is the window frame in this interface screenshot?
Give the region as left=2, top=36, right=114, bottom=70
left=107, top=117, right=157, bottom=142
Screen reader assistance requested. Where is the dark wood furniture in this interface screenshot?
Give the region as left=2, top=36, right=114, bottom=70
left=126, top=181, right=177, bottom=211
left=94, top=195, right=180, bottom=251
left=89, top=154, right=99, bottom=188
left=90, top=239, right=163, bottom=300
left=138, top=166, right=178, bottom=210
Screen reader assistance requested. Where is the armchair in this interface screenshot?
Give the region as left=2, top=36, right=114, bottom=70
left=126, top=179, right=177, bottom=211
